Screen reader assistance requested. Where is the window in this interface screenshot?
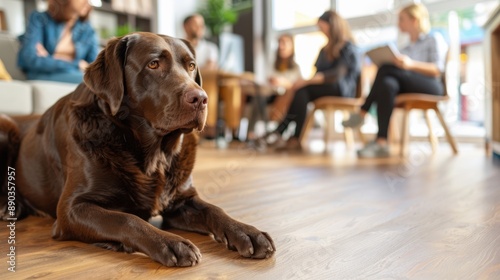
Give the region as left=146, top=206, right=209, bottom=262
left=294, top=31, right=327, bottom=78
left=272, top=0, right=331, bottom=30
left=337, top=0, right=394, bottom=19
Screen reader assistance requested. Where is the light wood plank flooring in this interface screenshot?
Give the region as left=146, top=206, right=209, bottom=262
left=1, top=141, right=499, bottom=279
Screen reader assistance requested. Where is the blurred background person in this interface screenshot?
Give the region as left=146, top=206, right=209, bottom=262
left=263, top=10, right=361, bottom=151
left=245, top=33, right=303, bottom=141
left=183, top=13, right=219, bottom=139
left=342, top=3, right=448, bottom=158
left=183, top=13, right=218, bottom=71
left=267, top=33, right=303, bottom=123
left=18, top=0, right=99, bottom=84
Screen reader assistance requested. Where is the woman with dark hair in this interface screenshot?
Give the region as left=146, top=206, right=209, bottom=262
left=18, top=0, right=99, bottom=84
left=267, top=33, right=302, bottom=122
left=264, top=10, right=361, bottom=151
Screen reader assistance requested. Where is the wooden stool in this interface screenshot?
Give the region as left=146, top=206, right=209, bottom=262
left=300, top=77, right=365, bottom=152
left=395, top=73, right=458, bottom=156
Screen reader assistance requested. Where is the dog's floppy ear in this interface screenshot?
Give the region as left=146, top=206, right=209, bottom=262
left=194, top=67, right=202, bottom=87
left=84, top=35, right=133, bottom=116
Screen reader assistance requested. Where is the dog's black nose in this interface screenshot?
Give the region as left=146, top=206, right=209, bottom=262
left=185, top=89, right=208, bottom=109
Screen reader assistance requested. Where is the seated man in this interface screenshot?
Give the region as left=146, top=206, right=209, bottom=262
left=183, top=14, right=219, bottom=139
left=183, top=14, right=248, bottom=142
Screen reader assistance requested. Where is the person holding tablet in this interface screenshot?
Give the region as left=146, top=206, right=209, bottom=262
left=342, top=3, right=448, bottom=158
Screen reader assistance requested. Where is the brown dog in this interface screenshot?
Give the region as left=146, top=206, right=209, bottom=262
left=0, top=32, right=275, bottom=266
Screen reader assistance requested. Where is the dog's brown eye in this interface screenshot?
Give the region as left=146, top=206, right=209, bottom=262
left=148, top=61, right=159, bottom=69
left=188, top=63, right=196, bottom=71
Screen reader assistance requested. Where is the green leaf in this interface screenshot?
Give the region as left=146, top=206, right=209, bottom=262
left=198, top=0, right=240, bottom=36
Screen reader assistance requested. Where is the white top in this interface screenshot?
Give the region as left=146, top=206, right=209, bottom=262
left=195, top=39, right=219, bottom=68
left=267, top=64, right=302, bottom=84
left=400, top=32, right=448, bottom=72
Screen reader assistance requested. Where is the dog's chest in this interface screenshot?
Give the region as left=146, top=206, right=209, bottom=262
left=152, top=172, right=192, bottom=216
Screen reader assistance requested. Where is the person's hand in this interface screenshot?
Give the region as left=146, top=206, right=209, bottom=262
left=291, top=79, right=308, bottom=92
left=36, top=43, right=49, bottom=57
left=269, top=76, right=290, bottom=88
left=393, top=55, right=414, bottom=70
left=269, top=76, right=279, bottom=86
left=79, top=60, right=90, bottom=72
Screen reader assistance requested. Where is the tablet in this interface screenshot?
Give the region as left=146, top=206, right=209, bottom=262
left=366, top=44, right=400, bottom=67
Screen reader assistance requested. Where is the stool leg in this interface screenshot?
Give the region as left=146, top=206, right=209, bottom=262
left=357, top=126, right=366, bottom=144
left=424, top=109, right=438, bottom=154
left=400, top=108, right=410, bottom=157
left=324, top=108, right=334, bottom=153
left=389, top=110, right=400, bottom=146
left=435, top=107, right=458, bottom=154
left=343, top=111, right=354, bottom=150
left=299, top=108, right=316, bottom=148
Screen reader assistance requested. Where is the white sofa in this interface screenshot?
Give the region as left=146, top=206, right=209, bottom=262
left=0, top=32, right=78, bottom=116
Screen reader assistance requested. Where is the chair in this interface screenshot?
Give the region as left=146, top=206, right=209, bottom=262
left=394, top=73, right=458, bottom=156
left=300, top=76, right=365, bottom=152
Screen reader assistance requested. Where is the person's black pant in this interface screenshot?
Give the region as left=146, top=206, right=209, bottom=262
left=276, top=83, right=341, bottom=138
left=361, top=64, right=443, bottom=139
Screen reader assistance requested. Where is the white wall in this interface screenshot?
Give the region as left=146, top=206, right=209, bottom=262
left=156, top=0, right=200, bottom=38
left=89, top=10, right=118, bottom=43
left=462, top=43, right=486, bottom=123
left=0, top=0, right=26, bottom=36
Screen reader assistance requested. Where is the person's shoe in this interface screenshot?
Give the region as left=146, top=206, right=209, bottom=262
left=357, top=141, right=390, bottom=158
left=247, top=132, right=283, bottom=152
left=274, top=137, right=302, bottom=152
left=342, top=113, right=364, bottom=128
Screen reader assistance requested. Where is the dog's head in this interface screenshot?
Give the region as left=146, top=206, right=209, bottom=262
left=84, top=32, right=208, bottom=135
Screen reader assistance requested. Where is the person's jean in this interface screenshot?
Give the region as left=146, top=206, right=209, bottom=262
left=27, top=70, right=83, bottom=84
left=276, top=83, right=342, bottom=138
left=361, top=64, right=443, bottom=139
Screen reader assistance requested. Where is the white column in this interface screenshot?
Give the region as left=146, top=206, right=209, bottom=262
left=253, top=0, right=265, bottom=83
left=156, top=0, right=176, bottom=36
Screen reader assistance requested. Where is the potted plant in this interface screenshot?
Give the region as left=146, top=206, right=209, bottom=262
left=198, top=0, right=239, bottom=44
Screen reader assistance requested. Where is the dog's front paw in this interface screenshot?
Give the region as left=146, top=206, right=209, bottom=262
left=212, top=223, right=275, bottom=259
left=154, top=237, right=202, bottom=267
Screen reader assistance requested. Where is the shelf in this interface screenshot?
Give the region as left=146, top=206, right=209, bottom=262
left=94, top=1, right=152, bottom=21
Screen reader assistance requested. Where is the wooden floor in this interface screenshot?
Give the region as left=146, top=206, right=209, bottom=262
left=1, top=140, right=500, bottom=279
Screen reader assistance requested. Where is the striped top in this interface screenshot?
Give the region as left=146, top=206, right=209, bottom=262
left=400, top=32, right=448, bottom=72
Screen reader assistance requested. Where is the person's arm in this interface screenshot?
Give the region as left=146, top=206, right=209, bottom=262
left=74, top=24, right=99, bottom=72
left=18, top=12, right=79, bottom=73
left=203, top=60, right=218, bottom=71
left=204, top=42, right=219, bottom=70
left=292, top=44, right=357, bottom=90
left=83, top=26, right=100, bottom=64
left=270, top=67, right=303, bottom=89
left=291, top=71, right=326, bottom=91
left=394, top=34, right=447, bottom=78
left=393, top=55, right=441, bottom=77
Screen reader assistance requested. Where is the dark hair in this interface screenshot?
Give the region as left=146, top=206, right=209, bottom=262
left=183, top=13, right=201, bottom=26
left=318, top=10, right=354, bottom=61
left=274, top=34, right=298, bottom=72
left=48, top=0, right=91, bottom=22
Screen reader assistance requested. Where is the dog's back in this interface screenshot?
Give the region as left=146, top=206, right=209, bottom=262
left=0, top=114, right=41, bottom=219
left=0, top=114, right=21, bottom=218
left=0, top=114, right=20, bottom=185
